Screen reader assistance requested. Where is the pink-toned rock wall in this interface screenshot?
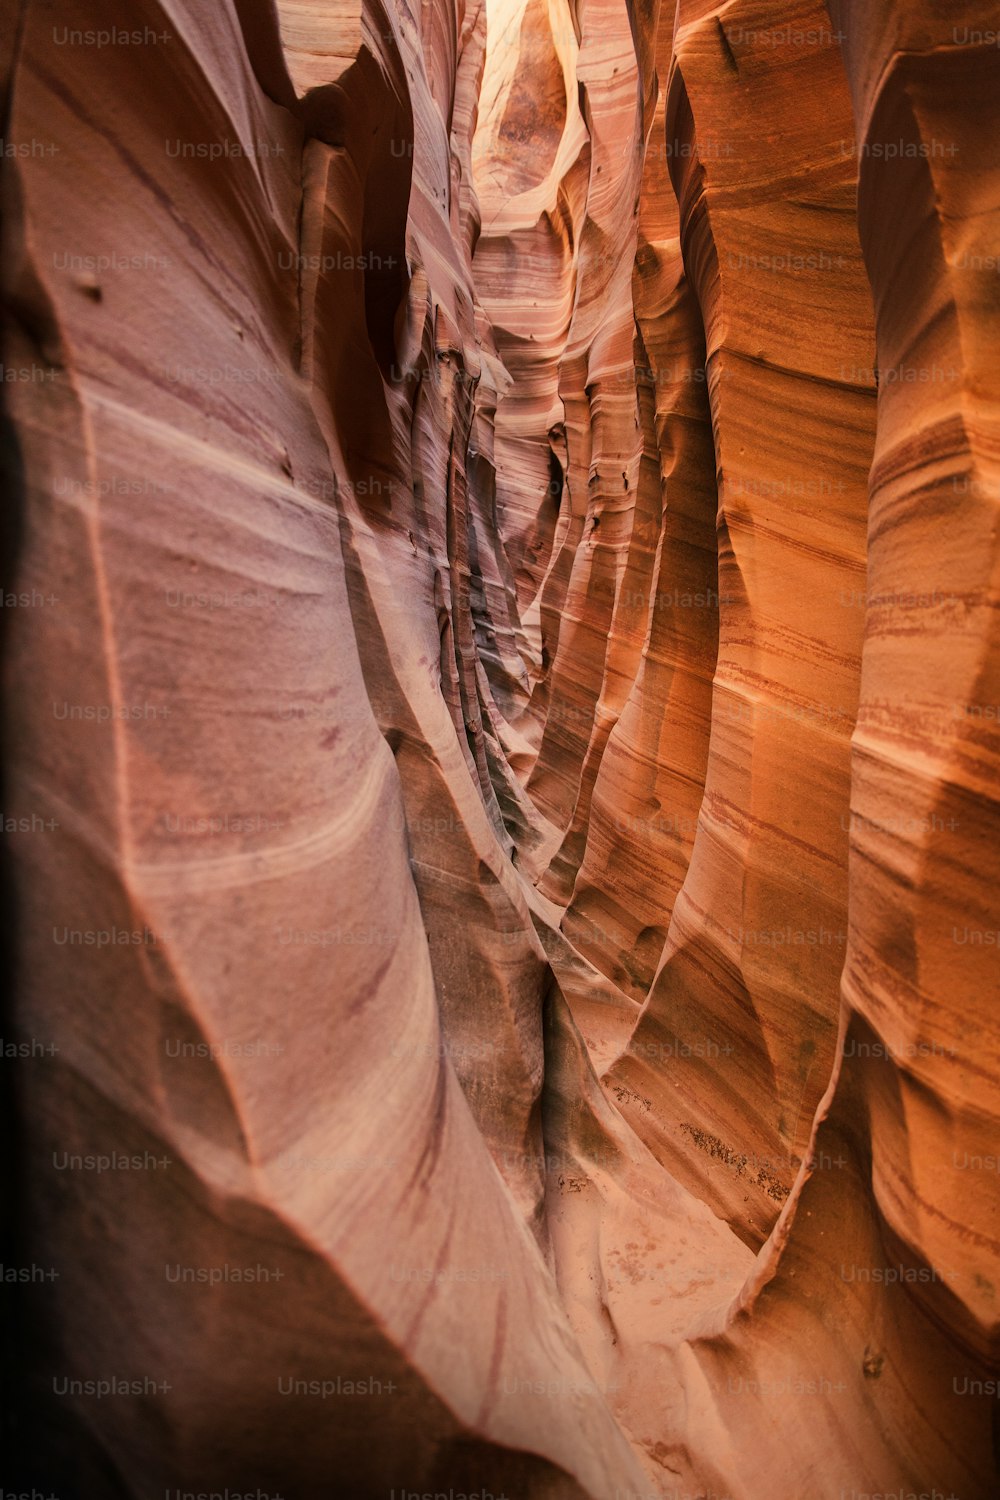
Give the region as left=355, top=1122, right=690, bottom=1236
left=2, top=1, right=996, bottom=1497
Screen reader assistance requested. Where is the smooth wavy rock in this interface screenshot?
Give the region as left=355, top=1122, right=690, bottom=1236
left=2, top=1, right=997, bottom=1497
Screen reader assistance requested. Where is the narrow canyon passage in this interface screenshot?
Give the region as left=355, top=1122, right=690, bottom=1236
left=2, top=2, right=998, bottom=1498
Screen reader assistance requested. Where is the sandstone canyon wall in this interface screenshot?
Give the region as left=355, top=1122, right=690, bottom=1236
left=1, top=1, right=998, bottom=1497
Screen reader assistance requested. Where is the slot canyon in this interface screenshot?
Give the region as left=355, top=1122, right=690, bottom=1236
left=2, top=1, right=999, bottom=1496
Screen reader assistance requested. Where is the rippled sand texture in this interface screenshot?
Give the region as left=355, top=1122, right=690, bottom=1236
left=3, top=1, right=997, bottom=1497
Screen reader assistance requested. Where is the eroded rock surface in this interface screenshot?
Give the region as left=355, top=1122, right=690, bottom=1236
left=2, top=1, right=997, bottom=1497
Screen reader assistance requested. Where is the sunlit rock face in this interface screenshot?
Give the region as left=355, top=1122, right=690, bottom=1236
left=2, top=2, right=997, bottom=1498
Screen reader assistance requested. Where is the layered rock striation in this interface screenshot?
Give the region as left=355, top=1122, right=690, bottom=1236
left=2, top=1, right=997, bottom=1497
